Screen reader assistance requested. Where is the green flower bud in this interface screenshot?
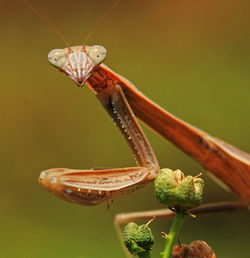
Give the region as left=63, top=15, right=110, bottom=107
left=154, top=168, right=204, bottom=209
left=123, top=222, right=154, bottom=255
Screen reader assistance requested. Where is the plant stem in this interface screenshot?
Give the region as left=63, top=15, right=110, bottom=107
left=138, top=250, right=151, bottom=258
left=162, top=211, right=186, bottom=258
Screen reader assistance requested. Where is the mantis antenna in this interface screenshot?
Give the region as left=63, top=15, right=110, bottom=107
left=22, top=0, right=70, bottom=47
left=84, top=0, right=122, bottom=45
left=22, top=0, right=122, bottom=47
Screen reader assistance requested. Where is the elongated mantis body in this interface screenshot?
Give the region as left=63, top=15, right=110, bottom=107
left=21, top=2, right=249, bottom=257
left=39, top=45, right=250, bottom=207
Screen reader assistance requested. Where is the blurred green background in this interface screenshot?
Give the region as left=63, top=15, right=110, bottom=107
left=0, top=0, right=249, bottom=257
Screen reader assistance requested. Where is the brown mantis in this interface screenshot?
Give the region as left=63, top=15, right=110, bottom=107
left=39, top=45, right=160, bottom=206
left=38, top=43, right=250, bottom=209
left=22, top=0, right=249, bottom=231
left=37, top=43, right=249, bottom=258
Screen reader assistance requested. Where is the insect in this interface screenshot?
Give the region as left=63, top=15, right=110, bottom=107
left=23, top=1, right=250, bottom=208
left=40, top=45, right=160, bottom=206
left=39, top=43, right=250, bottom=207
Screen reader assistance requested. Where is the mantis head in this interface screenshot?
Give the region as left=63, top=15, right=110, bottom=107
left=48, top=45, right=107, bottom=86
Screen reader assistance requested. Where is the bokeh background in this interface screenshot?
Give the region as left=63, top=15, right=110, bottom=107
left=0, top=0, right=249, bottom=257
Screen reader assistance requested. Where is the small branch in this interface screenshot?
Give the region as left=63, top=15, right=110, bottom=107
left=115, top=201, right=244, bottom=227
left=161, top=211, right=186, bottom=258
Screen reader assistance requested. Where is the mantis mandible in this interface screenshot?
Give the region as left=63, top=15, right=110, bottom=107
left=22, top=0, right=249, bottom=208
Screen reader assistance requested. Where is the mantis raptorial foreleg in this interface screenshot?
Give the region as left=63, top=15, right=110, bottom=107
left=40, top=57, right=160, bottom=205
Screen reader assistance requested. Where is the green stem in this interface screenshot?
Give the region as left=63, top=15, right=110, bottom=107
left=138, top=250, right=151, bottom=258
left=162, top=211, right=186, bottom=258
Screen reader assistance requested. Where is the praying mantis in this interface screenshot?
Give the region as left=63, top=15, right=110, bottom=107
left=38, top=43, right=250, bottom=209
left=23, top=0, right=249, bottom=228
left=21, top=1, right=250, bottom=256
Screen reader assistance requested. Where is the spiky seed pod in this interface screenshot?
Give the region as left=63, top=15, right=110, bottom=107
left=154, top=169, right=204, bottom=209
left=123, top=222, right=154, bottom=255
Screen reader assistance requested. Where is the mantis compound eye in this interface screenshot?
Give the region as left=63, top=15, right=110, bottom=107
left=87, top=45, right=107, bottom=65
left=48, top=49, right=67, bottom=68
